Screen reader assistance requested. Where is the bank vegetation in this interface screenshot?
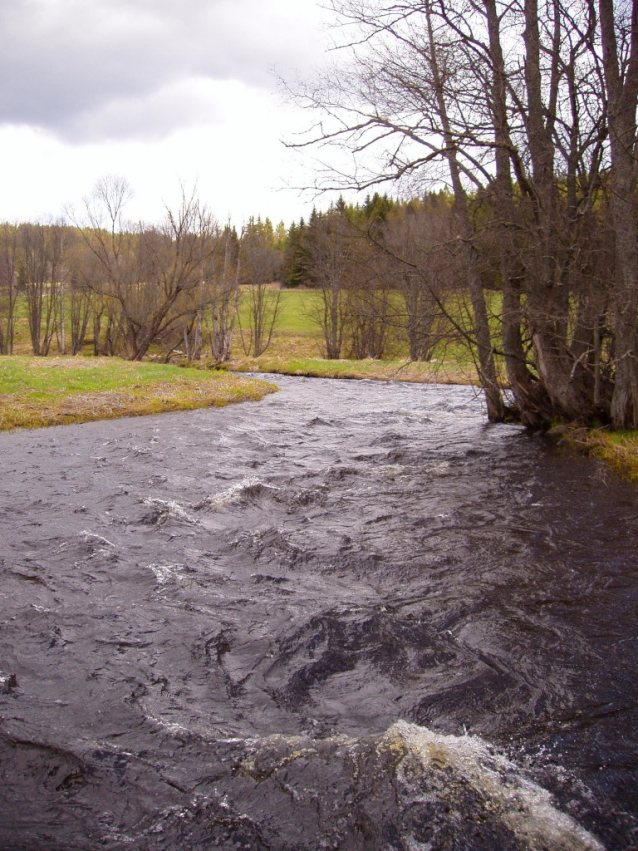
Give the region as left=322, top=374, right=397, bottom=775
left=287, top=0, right=638, bottom=432
left=0, top=357, right=275, bottom=432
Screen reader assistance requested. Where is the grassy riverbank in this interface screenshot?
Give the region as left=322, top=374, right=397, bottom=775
left=5, top=292, right=638, bottom=486
left=553, top=426, right=638, bottom=482
left=0, top=357, right=276, bottom=431
left=229, top=290, right=482, bottom=384
left=230, top=353, right=478, bottom=385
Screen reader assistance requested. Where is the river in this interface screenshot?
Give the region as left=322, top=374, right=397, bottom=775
left=0, top=374, right=636, bottom=850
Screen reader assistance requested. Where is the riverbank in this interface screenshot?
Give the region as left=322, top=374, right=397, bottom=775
left=3, top=356, right=638, bottom=488
left=0, top=356, right=276, bottom=431
left=228, top=352, right=479, bottom=385
left=551, top=425, right=638, bottom=482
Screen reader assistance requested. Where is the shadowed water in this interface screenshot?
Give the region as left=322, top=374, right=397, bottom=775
left=0, top=375, right=636, bottom=849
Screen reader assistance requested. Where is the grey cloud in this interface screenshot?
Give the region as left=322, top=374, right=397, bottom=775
left=0, top=0, right=320, bottom=141
left=64, top=79, right=222, bottom=142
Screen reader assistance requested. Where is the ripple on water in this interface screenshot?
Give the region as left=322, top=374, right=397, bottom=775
left=0, top=375, right=636, bottom=849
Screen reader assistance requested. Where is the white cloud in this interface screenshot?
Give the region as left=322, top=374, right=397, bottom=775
left=0, top=0, right=355, bottom=225
left=64, top=78, right=222, bottom=142
left=0, top=82, right=326, bottom=226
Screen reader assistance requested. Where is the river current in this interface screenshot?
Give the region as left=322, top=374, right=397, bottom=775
left=0, top=375, right=637, bottom=850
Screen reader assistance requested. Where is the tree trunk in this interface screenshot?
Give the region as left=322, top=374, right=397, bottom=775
left=483, top=0, right=553, bottom=428
left=599, top=0, right=638, bottom=428
left=425, top=6, right=505, bottom=421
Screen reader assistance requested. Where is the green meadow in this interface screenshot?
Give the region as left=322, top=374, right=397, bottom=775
left=0, top=356, right=275, bottom=431
left=231, top=288, right=483, bottom=384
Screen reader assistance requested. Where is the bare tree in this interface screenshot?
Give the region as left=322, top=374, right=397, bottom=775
left=599, top=0, right=638, bottom=427
left=347, top=283, right=393, bottom=359
left=304, top=206, right=357, bottom=359
left=73, top=178, right=219, bottom=361
left=19, top=222, right=64, bottom=356
left=207, top=226, right=241, bottom=363
left=288, top=1, right=505, bottom=416
left=0, top=224, right=18, bottom=355
left=383, top=199, right=450, bottom=362
left=65, top=233, right=98, bottom=355
left=238, top=223, right=282, bottom=357
left=287, top=0, right=633, bottom=428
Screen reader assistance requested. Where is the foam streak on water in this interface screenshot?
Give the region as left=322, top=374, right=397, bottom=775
left=0, top=375, right=637, bottom=849
left=391, top=721, right=603, bottom=851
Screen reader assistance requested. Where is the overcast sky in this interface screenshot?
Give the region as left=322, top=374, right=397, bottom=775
left=0, top=0, right=339, bottom=227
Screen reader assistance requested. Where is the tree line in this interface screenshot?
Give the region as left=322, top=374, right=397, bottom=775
left=289, top=0, right=638, bottom=429
left=0, top=179, right=288, bottom=363
left=280, top=193, right=462, bottom=362
left=3, top=0, right=638, bottom=431
left=0, top=180, right=488, bottom=375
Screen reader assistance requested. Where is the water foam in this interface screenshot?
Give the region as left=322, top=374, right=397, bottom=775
left=378, top=463, right=407, bottom=478
left=234, top=721, right=603, bottom=851
left=196, top=477, right=277, bottom=511
left=142, top=498, right=199, bottom=526
left=387, top=720, right=604, bottom=851
left=78, top=531, right=116, bottom=548
left=148, top=563, right=187, bottom=584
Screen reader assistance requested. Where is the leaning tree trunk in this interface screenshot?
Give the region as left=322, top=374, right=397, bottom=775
left=599, top=0, right=638, bottom=428
left=518, top=0, right=591, bottom=422
left=483, top=0, right=553, bottom=427
left=425, top=5, right=505, bottom=422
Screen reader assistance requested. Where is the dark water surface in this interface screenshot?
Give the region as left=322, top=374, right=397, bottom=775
left=1, top=375, right=637, bottom=850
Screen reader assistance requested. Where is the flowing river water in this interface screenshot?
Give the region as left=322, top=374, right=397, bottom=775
left=0, top=375, right=637, bottom=850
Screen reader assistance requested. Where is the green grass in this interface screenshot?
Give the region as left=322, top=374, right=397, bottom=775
left=0, top=356, right=276, bottom=431
left=554, top=427, right=638, bottom=482
left=229, top=353, right=478, bottom=385
left=271, top=290, right=318, bottom=335
left=230, top=288, right=483, bottom=382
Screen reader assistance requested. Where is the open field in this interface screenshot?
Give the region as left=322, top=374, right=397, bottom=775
left=5, top=287, right=485, bottom=367
left=230, top=352, right=479, bottom=385
left=4, top=288, right=484, bottom=382
left=230, top=289, right=482, bottom=384
left=0, top=357, right=276, bottom=431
